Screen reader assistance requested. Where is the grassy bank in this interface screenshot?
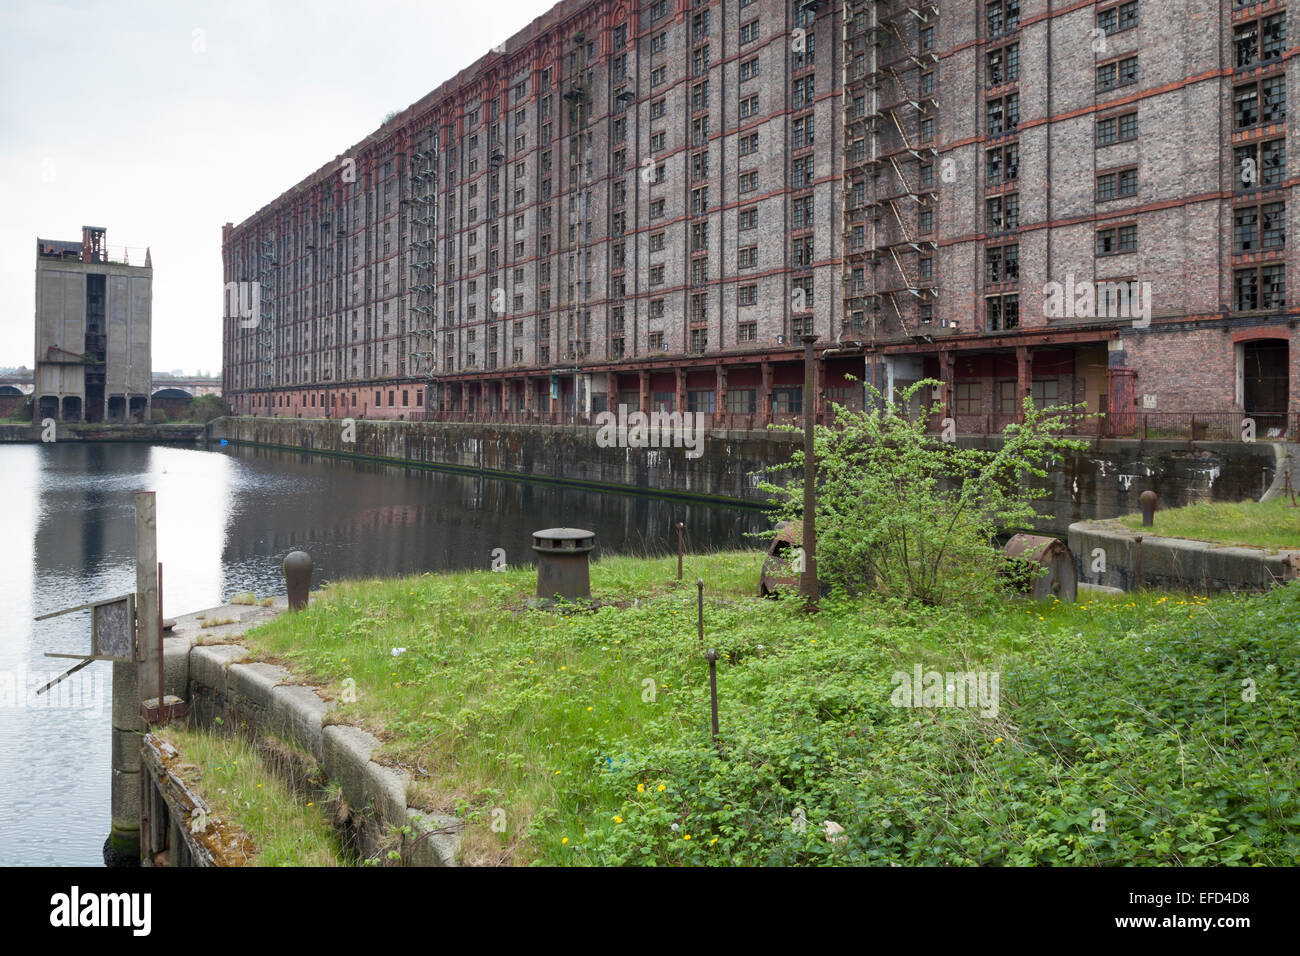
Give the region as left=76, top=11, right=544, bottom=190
left=243, top=551, right=1300, bottom=866
left=157, top=724, right=343, bottom=866
left=1116, top=497, right=1300, bottom=551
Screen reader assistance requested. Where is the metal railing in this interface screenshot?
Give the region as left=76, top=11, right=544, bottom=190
left=415, top=408, right=821, bottom=429
left=926, top=410, right=1295, bottom=441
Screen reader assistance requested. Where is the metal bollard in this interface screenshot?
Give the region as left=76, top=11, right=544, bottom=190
left=1140, top=490, right=1158, bottom=528
left=283, top=551, right=313, bottom=610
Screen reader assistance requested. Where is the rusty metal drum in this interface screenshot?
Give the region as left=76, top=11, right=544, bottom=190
left=1004, top=534, right=1077, bottom=603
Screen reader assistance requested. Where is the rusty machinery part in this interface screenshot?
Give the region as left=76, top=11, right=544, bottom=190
left=1003, top=534, right=1078, bottom=603
left=759, top=521, right=803, bottom=598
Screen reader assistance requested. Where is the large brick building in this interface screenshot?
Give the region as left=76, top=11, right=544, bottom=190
left=223, top=0, right=1297, bottom=438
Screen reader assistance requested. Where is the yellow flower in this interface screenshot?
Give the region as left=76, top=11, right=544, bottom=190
left=684, top=834, right=691, bottom=840
left=555, top=770, right=561, bottom=775
left=637, top=783, right=645, bottom=793
left=995, top=737, right=1003, bottom=743
left=657, top=784, right=666, bottom=792
left=710, top=838, right=718, bottom=845
left=561, top=837, right=569, bottom=845
left=587, top=706, right=593, bottom=711
left=613, top=816, right=623, bottom=823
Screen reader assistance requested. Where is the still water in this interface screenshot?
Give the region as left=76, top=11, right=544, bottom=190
left=0, top=441, right=765, bottom=865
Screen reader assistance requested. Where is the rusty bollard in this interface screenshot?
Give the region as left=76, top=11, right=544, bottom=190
left=1140, top=490, right=1158, bottom=528
left=283, top=551, right=313, bottom=610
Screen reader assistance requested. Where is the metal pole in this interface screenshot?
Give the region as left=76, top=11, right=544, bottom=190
left=706, top=649, right=719, bottom=739
left=677, top=522, right=684, bottom=580
left=156, top=562, right=164, bottom=710
left=801, top=334, right=819, bottom=610
left=696, top=577, right=704, bottom=651
left=1133, top=535, right=1144, bottom=591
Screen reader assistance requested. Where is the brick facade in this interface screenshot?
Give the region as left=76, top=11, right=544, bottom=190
left=223, top=0, right=1297, bottom=435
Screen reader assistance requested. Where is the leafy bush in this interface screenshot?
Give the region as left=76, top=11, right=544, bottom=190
left=760, top=380, right=1087, bottom=606
left=185, top=394, right=227, bottom=423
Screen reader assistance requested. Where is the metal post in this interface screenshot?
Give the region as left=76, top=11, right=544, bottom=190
left=677, top=522, right=685, bottom=581
left=696, top=577, right=704, bottom=650
left=801, top=334, right=819, bottom=610
left=1133, top=535, right=1144, bottom=591
left=706, top=649, right=719, bottom=740
left=155, top=562, right=164, bottom=710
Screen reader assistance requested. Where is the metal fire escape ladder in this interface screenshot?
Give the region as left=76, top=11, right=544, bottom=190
left=406, top=132, right=440, bottom=382
left=259, top=236, right=276, bottom=385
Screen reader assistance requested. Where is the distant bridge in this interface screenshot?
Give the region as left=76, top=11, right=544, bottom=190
left=0, top=375, right=221, bottom=399
left=147, top=378, right=222, bottom=399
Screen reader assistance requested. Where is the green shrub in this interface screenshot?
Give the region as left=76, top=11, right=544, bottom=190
left=760, top=380, right=1087, bottom=607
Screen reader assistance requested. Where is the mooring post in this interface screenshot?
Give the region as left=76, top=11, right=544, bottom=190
left=1140, top=490, right=1158, bottom=528
left=283, top=550, right=313, bottom=610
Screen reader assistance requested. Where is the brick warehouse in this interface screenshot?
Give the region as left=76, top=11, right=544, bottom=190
left=222, top=0, right=1299, bottom=438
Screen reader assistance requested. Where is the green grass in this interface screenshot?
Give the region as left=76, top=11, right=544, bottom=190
left=1116, top=497, right=1300, bottom=551
left=157, top=724, right=343, bottom=866
left=242, top=551, right=1300, bottom=866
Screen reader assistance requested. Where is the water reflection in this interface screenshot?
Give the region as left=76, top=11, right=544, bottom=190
left=0, top=442, right=766, bottom=864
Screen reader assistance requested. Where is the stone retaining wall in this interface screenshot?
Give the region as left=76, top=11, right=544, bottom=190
left=184, top=642, right=461, bottom=866
left=146, top=601, right=460, bottom=867
left=211, top=416, right=1284, bottom=535
left=1068, top=521, right=1300, bottom=593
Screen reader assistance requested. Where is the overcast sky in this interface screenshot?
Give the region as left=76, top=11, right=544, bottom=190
left=0, top=0, right=553, bottom=374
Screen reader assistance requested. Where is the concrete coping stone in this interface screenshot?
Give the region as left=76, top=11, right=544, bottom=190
left=227, top=661, right=293, bottom=712
left=186, top=637, right=460, bottom=865
left=268, top=683, right=334, bottom=763
left=189, top=643, right=251, bottom=697
left=405, top=808, right=464, bottom=868
left=322, top=724, right=383, bottom=812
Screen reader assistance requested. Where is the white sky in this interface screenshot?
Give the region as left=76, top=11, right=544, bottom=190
left=0, top=0, right=553, bottom=374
